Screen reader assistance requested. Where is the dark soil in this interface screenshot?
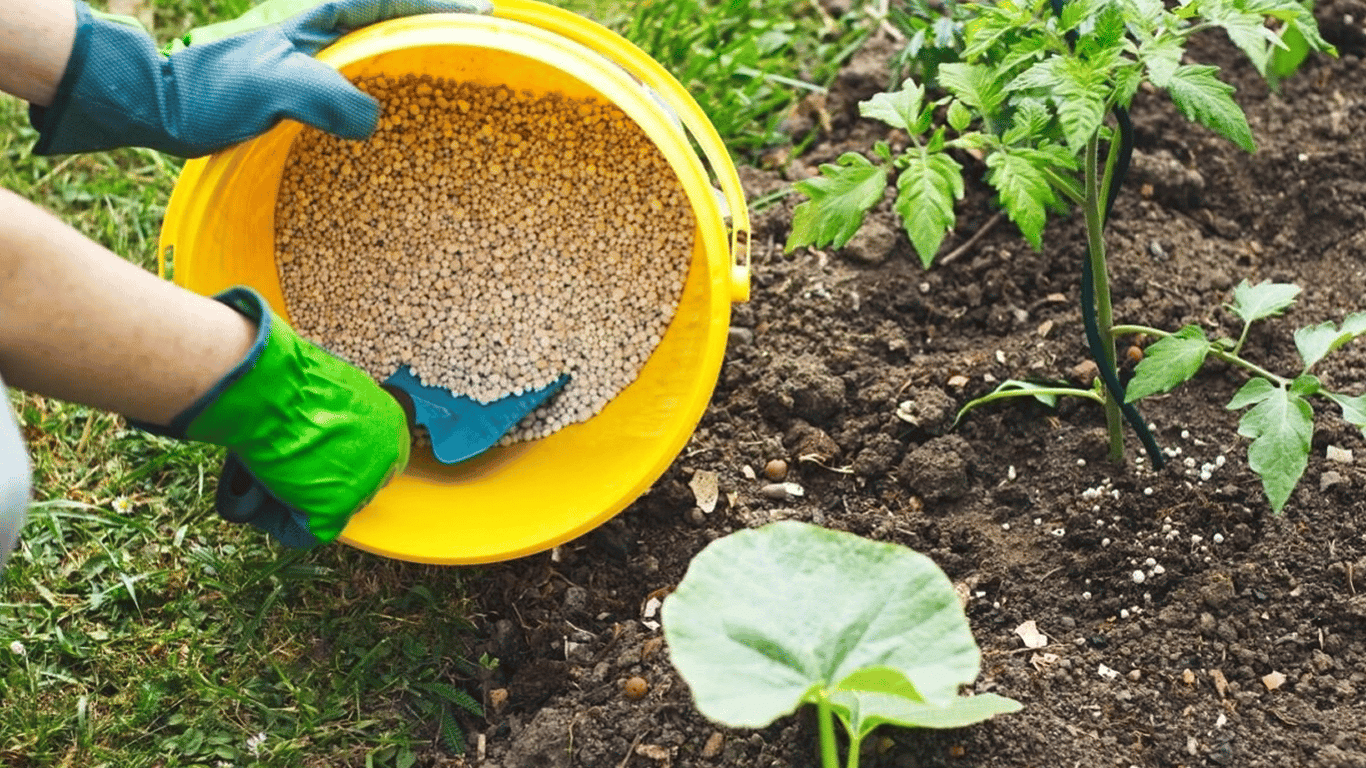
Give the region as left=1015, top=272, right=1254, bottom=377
left=459, top=7, right=1366, bottom=767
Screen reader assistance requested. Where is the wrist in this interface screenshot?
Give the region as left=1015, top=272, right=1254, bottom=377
left=0, top=0, right=78, bottom=106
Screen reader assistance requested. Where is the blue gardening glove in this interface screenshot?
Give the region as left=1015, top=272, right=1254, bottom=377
left=29, top=0, right=490, bottom=158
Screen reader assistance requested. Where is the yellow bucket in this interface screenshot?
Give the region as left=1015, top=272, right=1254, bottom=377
left=158, top=0, right=750, bottom=564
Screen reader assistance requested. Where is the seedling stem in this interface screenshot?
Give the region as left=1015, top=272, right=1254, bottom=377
left=1083, top=133, right=1125, bottom=462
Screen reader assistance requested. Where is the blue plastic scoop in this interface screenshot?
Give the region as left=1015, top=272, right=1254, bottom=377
left=382, top=366, right=570, bottom=464
left=215, top=366, right=569, bottom=535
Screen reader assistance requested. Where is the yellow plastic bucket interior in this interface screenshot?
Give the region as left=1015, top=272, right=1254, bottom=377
left=158, top=0, right=750, bottom=564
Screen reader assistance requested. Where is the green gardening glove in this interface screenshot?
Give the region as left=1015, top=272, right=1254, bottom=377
left=136, top=288, right=410, bottom=548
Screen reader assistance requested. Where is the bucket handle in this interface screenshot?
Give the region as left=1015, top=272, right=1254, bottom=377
left=492, top=0, right=751, bottom=303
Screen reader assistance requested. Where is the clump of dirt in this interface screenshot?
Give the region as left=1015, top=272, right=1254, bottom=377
left=444, top=5, right=1366, bottom=767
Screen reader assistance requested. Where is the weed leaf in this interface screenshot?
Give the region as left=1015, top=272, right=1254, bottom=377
left=896, top=148, right=964, bottom=267
left=663, top=521, right=997, bottom=728
left=1228, top=280, right=1300, bottom=323
left=1164, top=65, right=1256, bottom=152
left=786, top=153, right=888, bottom=251
left=860, top=80, right=925, bottom=132
left=1125, top=325, right=1211, bottom=402
left=438, top=704, right=467, bottom=754
left=1229, top=382, right=1312, bottom=512
left=422, top=682, right=483, bottom=716
left=1325, top=392, right=1366, bottom=438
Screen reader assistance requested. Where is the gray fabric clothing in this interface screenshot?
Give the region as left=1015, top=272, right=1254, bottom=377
left=1, top=375, right=32, bottom=571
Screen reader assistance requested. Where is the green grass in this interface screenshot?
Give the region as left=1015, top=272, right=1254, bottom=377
left=1, top=0, right=871, bottom=765
left=614, top=0, right=869, bottom=159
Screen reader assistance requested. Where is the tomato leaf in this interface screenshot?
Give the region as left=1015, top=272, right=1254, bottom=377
left=1204, top=0, right=1284, bottom=77
left=860, top=80, right=925, bottom=132
left=896, top=148, right=964, bottom=267
left=1164, top=64, right=1256, bottom=152
left=1226, top=376, right=1276, bottom=410
left=1295, top=313, right=1366, bottom=371
left=946, top=99, right=973, bottom=132
left=1227, top=280, right=1300, bottom=324
left=1140, top=33, right=1184, bottom=88
left=1125, top=325, right=1211, bottom=402
left=1228, top=381, right=1313, bottom=513
left=1325, top=391, right=1366, bottom=439
left=786, top=153, right=888, bottom=252
left=938, top=62, right=1006, bottom=118
left=985, top=147, right=1067, bottom=250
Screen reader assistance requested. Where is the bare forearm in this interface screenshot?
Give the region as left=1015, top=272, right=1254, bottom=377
left=0, top=189, right=254, bottom=425
left=0, top=0, right=76, bottom=106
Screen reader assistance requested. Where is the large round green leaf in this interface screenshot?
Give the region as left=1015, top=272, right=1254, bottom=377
left=663, top=521, right=986, bottom=728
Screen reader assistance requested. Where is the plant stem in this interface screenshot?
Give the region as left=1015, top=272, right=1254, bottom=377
left=1233, top=321, right=1252, bottom=357
left=1083, top=134, right=1124, bottom=462
left=817, top=697, right=841, bottom=768
left=1111, top=324, right=1292, bottom=386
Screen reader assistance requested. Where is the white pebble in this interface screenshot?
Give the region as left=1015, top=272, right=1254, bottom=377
left=1143, top=487, right=1153, bottom=496
left=1213, top=533, right=1225, bottom=544
left=1132, top=570, right=1146, bottom=583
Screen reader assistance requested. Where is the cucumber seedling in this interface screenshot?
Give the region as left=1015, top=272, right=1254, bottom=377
left=664, top=521, right=1020, bottom=768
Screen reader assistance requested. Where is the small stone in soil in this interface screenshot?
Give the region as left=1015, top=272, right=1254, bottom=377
left=701, top=732, right=725, bottom=759
left=763, top=458, right=788, bottom=481
left=623, top=676, right=649, bottom=701
left=640, top=636, right=664, bottom=662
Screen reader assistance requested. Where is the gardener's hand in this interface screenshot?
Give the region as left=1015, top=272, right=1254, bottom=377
left=28, top=0, right=490, bottom=158
left=137, top=288, right=411, bottom=548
